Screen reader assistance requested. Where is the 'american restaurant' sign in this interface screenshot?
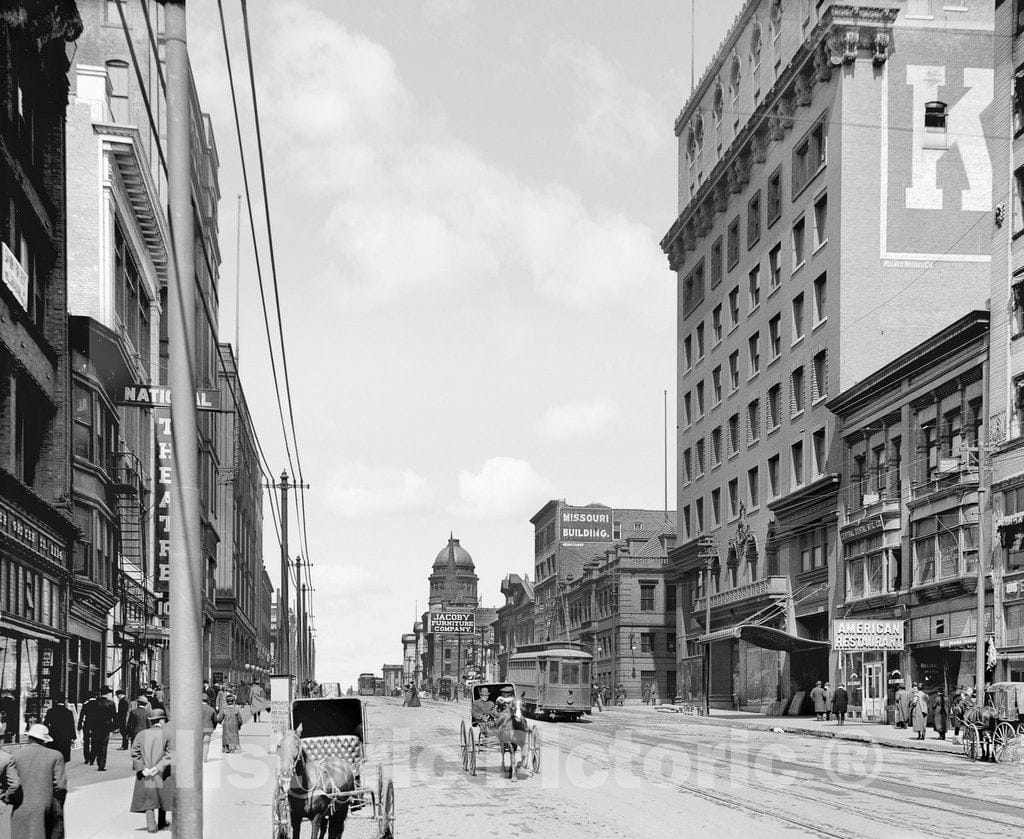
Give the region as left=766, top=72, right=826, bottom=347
left=833, top=619, right=905, bottom=651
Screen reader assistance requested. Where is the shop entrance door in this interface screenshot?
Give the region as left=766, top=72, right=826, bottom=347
left=863, top=662, right=885, bottom=721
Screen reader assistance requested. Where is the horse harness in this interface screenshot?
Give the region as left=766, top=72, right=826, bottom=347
left=281, top=734, right=358, bottom=818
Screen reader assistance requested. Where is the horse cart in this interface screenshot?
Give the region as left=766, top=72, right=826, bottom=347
left=274, top=697, right=395, bottom=838
left=955, top=683, right=1024, bottom=763
left=459, top=682, right=541, bottom=780
left=987, top=682, right=1024, bottom=762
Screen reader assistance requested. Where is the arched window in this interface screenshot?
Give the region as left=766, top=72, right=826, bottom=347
left=105, top=60, right=129, bottom=123
left=713, top=82, right=724, bottom=123
left=924, top=101, right=947, bottom=149
left=686, top=127, right=697, bottom=166
left=694, top=113, right=705, bottom=153
left=729, top=54, right=741, bottom=99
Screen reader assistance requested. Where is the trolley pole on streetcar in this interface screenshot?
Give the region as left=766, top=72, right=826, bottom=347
left=163, top=1, right=202, bottom=834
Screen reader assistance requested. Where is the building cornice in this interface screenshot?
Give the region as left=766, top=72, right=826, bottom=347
left=662, top=5, right=897, bottom=272
left=96, top=123, right=171, bottom=288
left=827, top=311, right=989, bottom=417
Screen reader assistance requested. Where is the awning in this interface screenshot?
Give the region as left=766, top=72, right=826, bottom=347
left=698, top=624, right=831, bottom=652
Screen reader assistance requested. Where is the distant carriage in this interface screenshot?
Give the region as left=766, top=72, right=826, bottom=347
left=459, top=682, right=540, bottom=780
left=506, top=642, right=593, bottom=721
left=273, top=697, right=395, bottom=838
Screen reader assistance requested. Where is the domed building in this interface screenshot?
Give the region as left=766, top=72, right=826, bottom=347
left=427, top=534, right=479, bottom=609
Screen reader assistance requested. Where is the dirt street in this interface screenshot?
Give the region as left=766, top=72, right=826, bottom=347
left=287, top=697, right=1024, bottom=839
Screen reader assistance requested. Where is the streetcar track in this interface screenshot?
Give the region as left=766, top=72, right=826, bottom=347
left=405, top=700, right=1024, bottom=837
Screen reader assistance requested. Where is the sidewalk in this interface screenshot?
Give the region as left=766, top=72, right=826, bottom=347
left=66, top=713, right=275, bottom=838
left=599, top=704, right=964, bottom=754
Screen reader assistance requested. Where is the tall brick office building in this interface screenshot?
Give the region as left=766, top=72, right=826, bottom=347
left=0, top=1, right=82, bottom=740
left=662, top=1, right=995, bottom=711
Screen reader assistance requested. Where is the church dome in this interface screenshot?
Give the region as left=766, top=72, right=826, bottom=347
left=433, top=536, right=475, bottom=571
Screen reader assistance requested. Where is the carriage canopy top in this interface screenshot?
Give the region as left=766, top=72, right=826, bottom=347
left=472, top=683, right=517, bottom=701
left=292, top=698, right=366, bottom=741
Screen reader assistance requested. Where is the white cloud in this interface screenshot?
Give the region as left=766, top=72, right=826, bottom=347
left=450, top=457, right=551, bottom=520
left=538, top=400, right=619, bottom=441
left=548, top=40, right=667, bottom=165
left=328, top=464, right=434, bottom=518
left=243, top=2, right=663, bottom=310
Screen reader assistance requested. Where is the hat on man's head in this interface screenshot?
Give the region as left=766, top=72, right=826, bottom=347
left=100, top=686, right=112, bottom=695
left=26, top=724, right=52, bottom=743
left=148, top=708, right=167, bottom=722
left=499, top=686, right=516, bottom=697
left=137, top=695, right=149, bottom=704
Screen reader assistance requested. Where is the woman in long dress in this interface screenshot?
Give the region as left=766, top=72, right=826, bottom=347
left=248, top=683, right=266, bottom=722
left=220, top=695, right=244, bottom=753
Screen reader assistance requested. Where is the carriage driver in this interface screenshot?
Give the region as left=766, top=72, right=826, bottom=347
left=471, top=687, right=496, bottom=727
left=495, top=685, right=517, bottom=710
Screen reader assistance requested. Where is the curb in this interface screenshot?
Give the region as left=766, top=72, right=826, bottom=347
left=646, top=708, right=959, bottom=755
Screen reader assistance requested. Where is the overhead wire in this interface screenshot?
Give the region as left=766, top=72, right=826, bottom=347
left=236, top=0, right=318, bottom=628
left=214, top=0, right=297, bottom=482
left=123, top=2, right=286, bottom=557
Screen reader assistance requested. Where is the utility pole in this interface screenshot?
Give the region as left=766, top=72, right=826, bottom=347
left=976, top=356, right=991, bottom=698
left=279, top=471, right=290, bottom=679
left=164, top=1, right=202, bottom=835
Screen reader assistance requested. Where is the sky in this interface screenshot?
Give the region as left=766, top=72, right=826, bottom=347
left=186, top=0, right=745, bottom=689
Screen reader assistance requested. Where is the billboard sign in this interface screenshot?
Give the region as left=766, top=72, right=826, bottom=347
left=560, top=506, right=614, bottom=544
left=833, top=619, right=905, bottom=652
left=119, top=385, right=220, bottom=411
left=1, top=242, right=28, bottom=311
left=154, top=409, right=172, bottom=602
left=429, top=612, right=476, bottom=634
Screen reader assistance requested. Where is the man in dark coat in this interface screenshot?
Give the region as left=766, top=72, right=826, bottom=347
left=89, top=687, right=118, bottom=771
left=77, top=693, right=97, bottom=765
left=933, top=689, right=949, bottom=740
left=11, top=723, right=66, bottom=839
left=115, top=690, right=130, bottom=750
left=43, top=694, right=76, bottom=763
left=130, top=708, right=173, bottom=833
left=832, top=684, right=849, bottom=725
left=127, top=696, right=150, bottom=746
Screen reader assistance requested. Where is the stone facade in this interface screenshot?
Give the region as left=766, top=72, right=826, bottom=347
left=663, top=0, right=996, bottom=711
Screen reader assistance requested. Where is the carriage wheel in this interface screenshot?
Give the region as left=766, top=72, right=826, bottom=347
left=379, top=778, right=395, bottom=838
left=964, top=723, right=981, bottom=762
left=469, top=731, right=478, bottom=776
left=460, top=721, right=468, bottom=771
left=994, top=722, right=1018, bottom=763
left=529, top=725, right=541, bottom=774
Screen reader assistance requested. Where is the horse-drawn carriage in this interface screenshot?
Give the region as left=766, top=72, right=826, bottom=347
left=954, top=683, right=1024, bottom=763
left=458, top=682, right=541, bottom=780
left=274, top=697, right=395, bottom=838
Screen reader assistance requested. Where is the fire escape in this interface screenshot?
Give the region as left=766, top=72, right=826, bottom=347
left=111, top=449, right=152, bottom=692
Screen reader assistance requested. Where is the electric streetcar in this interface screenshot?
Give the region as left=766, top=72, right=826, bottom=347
left=506, top=642, right=593, bottom=721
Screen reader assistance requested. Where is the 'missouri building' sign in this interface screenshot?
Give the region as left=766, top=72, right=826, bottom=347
left=560, top=506, right=613, bottom=544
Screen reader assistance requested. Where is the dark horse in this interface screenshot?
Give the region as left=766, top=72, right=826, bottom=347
left=277, top=726, right=356, bottom=838
left=494, top=695, right=531, bottom=781
left=951, top=692, right=998, bottom=762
